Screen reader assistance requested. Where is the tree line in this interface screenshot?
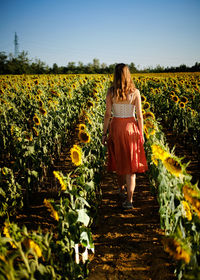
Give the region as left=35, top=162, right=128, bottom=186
left=0, top=51, right=200, bottom=75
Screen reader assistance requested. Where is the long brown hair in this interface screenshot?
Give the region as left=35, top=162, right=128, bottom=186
left=112, top=63, right=135, bottom=101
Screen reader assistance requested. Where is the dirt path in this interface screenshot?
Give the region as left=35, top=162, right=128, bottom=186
left=87, top=171, right=175, bottom=280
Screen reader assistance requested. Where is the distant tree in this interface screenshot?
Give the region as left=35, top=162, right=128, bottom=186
left=179, top=64, right=187, bottom=72
left=0, top=52, right=7, bottom=74
left=154, top=64, right=165, bottom=73
left=191, top=62, right=200, bottom=72
left=108, top=63, right=117, bottom=74
left=31, top=58, right=49, bottom=74
left=77, top=61, right=85, bottom=73
left=129, top=62, right=137, bottom=73
left=52, top=63, right=59, bottom=74
left=67, top=62, right=76, bottom=73
left=101, top=63, right=107, bottom=69
left=92, top=58, right=100, bottom=71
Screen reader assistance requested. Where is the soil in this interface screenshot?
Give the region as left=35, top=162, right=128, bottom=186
left=87, top=171, right=175, bottom=280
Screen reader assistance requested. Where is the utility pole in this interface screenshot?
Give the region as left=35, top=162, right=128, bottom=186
left=14, top=32, right=19, bottom=58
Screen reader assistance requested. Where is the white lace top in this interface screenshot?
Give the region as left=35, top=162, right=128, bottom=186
left=112, top=103, right=136, bottom=118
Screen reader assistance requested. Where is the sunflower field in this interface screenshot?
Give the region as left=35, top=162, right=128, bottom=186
left=0, top=72, right=200, bottom=279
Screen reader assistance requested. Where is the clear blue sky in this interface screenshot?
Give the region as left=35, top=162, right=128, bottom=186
left=0, top=0, right=199, bottom=68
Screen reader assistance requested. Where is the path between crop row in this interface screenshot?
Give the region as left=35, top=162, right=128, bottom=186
left=87, top=170, right=175, bottom=280
left=14, top=145, right=176, bottom=280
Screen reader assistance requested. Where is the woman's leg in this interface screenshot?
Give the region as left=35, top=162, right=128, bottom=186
left=126, top=174, right=136, bottom=203
left=118, top=174, right=126, bottom=192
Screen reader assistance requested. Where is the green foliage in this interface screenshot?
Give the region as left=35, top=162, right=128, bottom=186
left=0, top=167, right=23, bottom=218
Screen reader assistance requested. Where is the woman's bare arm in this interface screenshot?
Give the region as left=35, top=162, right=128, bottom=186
left=135, top=89, right=145, bottom=143
left=102, top=89, right=112, bottom=144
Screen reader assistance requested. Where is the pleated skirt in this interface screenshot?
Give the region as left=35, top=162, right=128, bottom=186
left=107, top=117, right=148, bottom=175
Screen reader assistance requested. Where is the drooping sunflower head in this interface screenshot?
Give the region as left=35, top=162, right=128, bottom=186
left=143, top=111, right=155, bottom=120
left=144, top=120, right=156, bottom=138
left=163, top=156, right=182, bottom=177
left=44, top=198, right=59, bottom=221
left=25, top=132, right=33, bottom=141
left=87, top=100, right=94, bottom=108
left=38, top=100, right=43, bottom=107
left=180, top=96, right=188, bottom=104
left=78, top=130, right=91, bottom=144
left=142, top=102, right=150, bottom=110
left=33, top=114, right=41, bottom=126
left=181, top=200, right=192, bottom=221
left=151, top=144, right=169, bottom=162
left=182, top=183, right=200, bottom=219
left=28, top=239, right=42, bottom=258
left=32, top=127, right=39, bottom=137
left=162, top=237, right=191, bottom=264
left=53, top=171, right=66, bottom=191
left=179, top=102, right=185, bottom=109
left=3, top=222, right=16, bottom=249
left=39, top=107, right=47, bottom=116
left=183, top=184, right=200, bottom=199
left=141, top=95, right=146, bottom=102
left=78, top=123, right=86, bottom=131
left=171, top=95, right=179, bottom=103
left=70, top=145, right=82, bottom=166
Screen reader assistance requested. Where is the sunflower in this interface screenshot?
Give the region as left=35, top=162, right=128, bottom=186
left=3, top=222, right=16, bottom=249
left=180, top=96, right=188, bottom=104
left=171, top=95, right=179, bottom=103
left=53, top=171, right=66, bottom=191
left=144, top=120, right=156, bottom=138
left=70, top=145, right=82, bottom=166
left=142, top=102, right=150, bottom=110
left=1, top=167, right=7, bottom=176
left=143, top=111, right=155, bottom=120
left=51, top=90, right=60, bottom=97
left=162, top=237, right=190, bottom=264
left=33, top=114, right=41, bottom=126
left=191, top=110, right=197, bottom=117
left=141, top=95, right=146, bottom=102
left=78, top=123, right=86, bottom=131
left=28, top=239, right=42, bottom=258
left=87, top=100, right=94, bottom=108
left=25, top=132, right=33, bottom=141
left=179, top=102, right=185, bottom=109
left=39, top=107, right=47, bottom=116
left=163, top=157, right=182, bottom=177
left=151, top=144, right=169, bottom=162
left=78, top=130, right=91, bottom=144
left=32, top=127, right=39, bottom=137
left=181, top=200, right=192, bottom=221
left=44, top=198, right=59, bottom=221
left=183, top=184, right=200, bottom=218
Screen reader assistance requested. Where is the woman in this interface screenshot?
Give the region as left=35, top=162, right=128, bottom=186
left=102, top=63, right=148, bottom=209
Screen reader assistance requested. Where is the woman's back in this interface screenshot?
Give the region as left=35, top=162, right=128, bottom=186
left=112, top=103, right=135, bottom=118
left=111, top=88, right=137, bottom=118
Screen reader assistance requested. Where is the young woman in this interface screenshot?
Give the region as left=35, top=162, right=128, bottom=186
left=102, top=63, right=148, bottom=209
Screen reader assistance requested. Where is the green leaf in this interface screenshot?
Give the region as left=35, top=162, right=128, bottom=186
left=68, top=210, right=78, bottom=224
left=77, top=209, right=90, bottom=227
left=80, top=231, right=89, bottom=247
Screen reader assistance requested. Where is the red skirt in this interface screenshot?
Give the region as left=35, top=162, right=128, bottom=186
left=107, top=117, right=148, bottom=175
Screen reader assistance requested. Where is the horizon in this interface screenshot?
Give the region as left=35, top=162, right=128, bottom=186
left=0, top=0, right=200, bottom=69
